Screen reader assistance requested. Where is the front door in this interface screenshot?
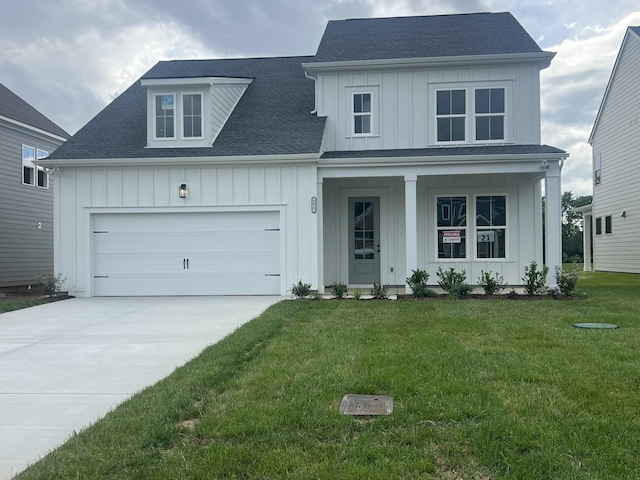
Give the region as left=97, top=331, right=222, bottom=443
left=349, top=197, right=380, bottom=284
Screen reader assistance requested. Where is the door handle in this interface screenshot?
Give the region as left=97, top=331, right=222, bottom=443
left=186, top=258, right=189, bottom=269
left=183, top=258, right=186, bottom=269
left=377, top=244, right=380, bottom=253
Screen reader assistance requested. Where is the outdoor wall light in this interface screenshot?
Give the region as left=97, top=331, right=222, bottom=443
left=179, top=183, right=188, bottom=199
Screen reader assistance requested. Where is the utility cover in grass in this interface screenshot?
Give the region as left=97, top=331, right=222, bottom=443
left=339, top=394, right=393, bottom=416
left=573, top=323, right=619, bottom=329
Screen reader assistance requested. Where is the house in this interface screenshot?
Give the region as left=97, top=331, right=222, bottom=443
left=581, top=26, right=640, bottom=273
left=41, top=12, right=567, bottom=297
left=0, top=83, right=69, bottom=287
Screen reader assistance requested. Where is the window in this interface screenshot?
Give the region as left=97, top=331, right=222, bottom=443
left=353, top=93, right=372, bottom=135
left=594, top=153, right=601, bottom=186
left=595, top=217, right=602, bottom=235
left=476, top=195, right=506, bottom=258
left=36, top=149, right=49, bottom=188
left=155, top=94, right=175, bottom=139
left=182, top=93, right=202, bottom=138
left=605, top=215, right=612, bottom=234
left=436, top=90, right=466, bottom=142
left=437, top=196, right=467, bottom=258
left=475, top=88, right=505, bottom=141
left=22, top=145, right=35, bottom=185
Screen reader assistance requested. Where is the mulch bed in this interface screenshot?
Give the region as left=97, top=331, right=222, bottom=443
left=0, top=285, right=73, bottom=303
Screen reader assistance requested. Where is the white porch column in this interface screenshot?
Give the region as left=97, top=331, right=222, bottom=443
left=316, top=178, right=325, bottom=293
left=583, top=213, right=592, bottom=271
left=544, top=165, right=562, bottom=286
left=405, top=174, right=418, bottom=294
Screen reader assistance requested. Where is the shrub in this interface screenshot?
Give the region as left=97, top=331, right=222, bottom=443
left=555, top=265, right=580, bottom=296
left=370, top=283, right=389, bottom=300
left=449, top=283, right=473, bottom=299
left=406, top=269, right=430, bottom=298
left=477, top=270, right=506, bottom=295
left=353, top=288, right=362, bottom=300
left=436, top=267, right=467, bottom=293
left=34, top=273, right=66, bottom=297
left=331, top=282, right=348, bottom=299
left=522, top=261, right=549, bottom=295
left=291, top=280, right=311, bottom=298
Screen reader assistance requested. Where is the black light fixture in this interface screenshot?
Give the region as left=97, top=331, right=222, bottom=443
left=179, top=183, right=188, bottom=198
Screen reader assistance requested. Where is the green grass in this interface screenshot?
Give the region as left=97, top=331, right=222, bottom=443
left=0, top=297, right=47, bottom=313
left=18, top=272, right=640, bottom=479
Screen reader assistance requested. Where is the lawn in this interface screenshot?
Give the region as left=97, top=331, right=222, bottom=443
left=17, top=272, right=640, bottom=479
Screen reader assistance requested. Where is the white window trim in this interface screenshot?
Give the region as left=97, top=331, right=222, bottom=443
left=473, top=87, right=507, bottom=144
left=22, top=144, right=35, bottom=186
left=346, top=86, right=379, bottom=138
left=352, top=91, right=373, bottom=136
left=473, top=193, right=508, bottom=261
left=153, top=92, right=177, bottom=141
left=179, top=92, right=205, bottom=141
left=36, top=148, right=49, bottom=189
left=431, top=83, right=511, bottom=146
left=435, top=194, right=469, bottom=261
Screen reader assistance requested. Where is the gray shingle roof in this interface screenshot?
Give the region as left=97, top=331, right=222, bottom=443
left=311, top=12, right=543, bottom=63
left=630, top=26, right=640, bottom=36
left=321, top=145, right=566, bottom=159
left=49, top=56, right=326, bottom=160
left=0, top=83, right=69, bottom=138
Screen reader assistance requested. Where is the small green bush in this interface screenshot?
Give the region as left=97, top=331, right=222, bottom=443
left=370, top=283, right=389, bottom=300
left=449, top=283, right=473, bottom=299
left=331, top=282, right=347, bottom=299
left=291, top=280, right=311, bottom=298
left=477, top=270, right=506, bottom=295
left=406, top=269, right=434, bottom=298
left=555, top=265, right=580, bottom=296
left=522, top=261, right=549, bottom=295
left=34, top=273, right=66, bottom=297
left=353, top=288, right=362, bottom=300
left=436, top=267, right=466, bottom=293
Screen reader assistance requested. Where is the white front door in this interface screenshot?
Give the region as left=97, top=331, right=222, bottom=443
left=92, top=211, right=280, bottom=296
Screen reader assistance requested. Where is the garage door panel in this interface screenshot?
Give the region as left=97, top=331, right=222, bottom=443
left=93, top=212, right=281, bottom=296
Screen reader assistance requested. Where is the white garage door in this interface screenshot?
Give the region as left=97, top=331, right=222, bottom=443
left=92, top=211, right=280, bottom=296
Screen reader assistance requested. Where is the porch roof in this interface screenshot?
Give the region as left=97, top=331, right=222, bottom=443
left=320, top=144, right=566, bottom=160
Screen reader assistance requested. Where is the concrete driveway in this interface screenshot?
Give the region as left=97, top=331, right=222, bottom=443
left=0, top=295, right=280, bottom=479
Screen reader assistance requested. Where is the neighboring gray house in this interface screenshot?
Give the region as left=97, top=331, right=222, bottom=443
left=580, top=26, right=640, bottom=273
left=42, top=12, right=567, bottom=297
left=0, top=83, right=69, bottom=287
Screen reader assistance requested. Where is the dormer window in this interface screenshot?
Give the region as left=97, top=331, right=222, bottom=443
left=182, top=93, right=202, bottom=138
left=155, top=94, right=175, bottom=139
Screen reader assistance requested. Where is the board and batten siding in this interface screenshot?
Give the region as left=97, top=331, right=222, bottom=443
left=0, top=120, right=63, bottom=287
left=54, top=163, right=318, bottom=296
left=591, top=32, right=640, bottom=273
left=316, top=63, right=542, bottom=152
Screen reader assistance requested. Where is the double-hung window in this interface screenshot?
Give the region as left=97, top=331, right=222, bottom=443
left=182, top=93, right=202, bottom=138
left=476, top=195, right=506, bottom=258
left=353, top=92, right=372, bottom=135
left=475, top=88, right=505, bottom=141
left=36, top=149, right=49, bottom=188
left=22, top=145, right=35, bottom=185
left=155, top=94, right=175, bottom=139
left=436, top=90, right=466, bottom=142
left=437, top=196, right=467, bottom=259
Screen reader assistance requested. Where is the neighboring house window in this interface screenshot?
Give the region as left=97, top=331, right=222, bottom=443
left=437, top=196, right=467, bottom=258
left=595, top=217, right=602, bottom=235
left=594, top=153, right=601, bottom=186
left=353, top=93, right=372, bottom=135
left=22, top=145, right=35, bottom=185
left=476, top=195, right=506, bottom=258
left=182, top=93, right=202, bottom=138
left=605, top=215, right=612, bottom=234
left=155, top=94, right=175, bottom=139
left=436, top=90, right=466, bottom=142
left=36, top=149, right=49, bottom=188
left=475, top=88, right=505, bottom=141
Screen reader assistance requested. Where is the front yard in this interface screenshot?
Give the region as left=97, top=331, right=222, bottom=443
left=17, top=271, right=640, bottom=479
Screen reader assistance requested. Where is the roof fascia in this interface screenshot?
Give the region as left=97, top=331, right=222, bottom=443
left=302, top=51, right=556, bottom=74
left=589, top=27, right=638, bottom=144
left=141, top=77, right=253, bottom=87
left=37, top=153, right=320, bottom=168
left=0, top=115, right=68, bottom=142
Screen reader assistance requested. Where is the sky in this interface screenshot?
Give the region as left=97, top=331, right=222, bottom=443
left=1, top=0, right=639, bottom=197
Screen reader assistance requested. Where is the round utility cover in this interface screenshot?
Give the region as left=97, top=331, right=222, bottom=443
left=573, top=323, right=619, bottom=329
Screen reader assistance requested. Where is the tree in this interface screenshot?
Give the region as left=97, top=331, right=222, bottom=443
left=562, top=191, right=592, bottom=263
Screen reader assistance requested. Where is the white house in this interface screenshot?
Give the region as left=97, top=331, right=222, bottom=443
left=41, top=12, right=567, bottom=297
left=582, top=26, right=640, bottom=273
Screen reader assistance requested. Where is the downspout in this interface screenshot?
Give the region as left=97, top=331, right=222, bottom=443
left=304, top=70, right=318, bottom=114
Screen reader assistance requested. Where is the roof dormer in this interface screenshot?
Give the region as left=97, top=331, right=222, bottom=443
left=141, top=76, right=253, bottom=148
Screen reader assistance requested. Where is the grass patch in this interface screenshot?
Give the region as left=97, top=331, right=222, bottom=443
left=0, top=297, right=48, bottom=313
left=17, top=272, right=640, bottom=479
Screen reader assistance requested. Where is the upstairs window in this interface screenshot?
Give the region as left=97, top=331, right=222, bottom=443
left=595, top=217, right=602, bottom=235
left=605, top=215, right=612, bottom=234
left=182, top=93, right=202, bottom=138
left=36, top=149, right=49, bottom=188
left=353, top=93, right=372, bottom=135
left=22, top=145, right=35, bottom=185
left=436, top=90, right=466, bottom=142
left=475, top=88, right=505, bottom=141
left=594, top=153, right=601, bottom=186
left=155, top=94, right=175, bottom=139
